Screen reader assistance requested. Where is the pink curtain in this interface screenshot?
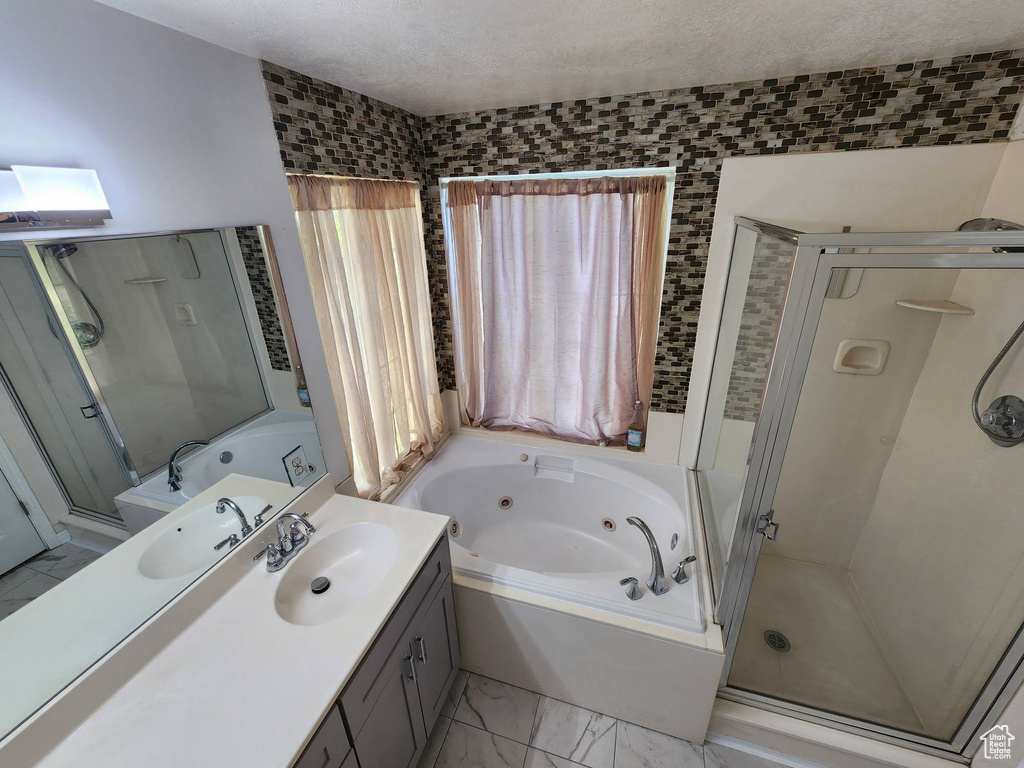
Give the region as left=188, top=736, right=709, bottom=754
left=290, top=175, right=444, bottom=498
left=444, top=176, right=667, bottom=445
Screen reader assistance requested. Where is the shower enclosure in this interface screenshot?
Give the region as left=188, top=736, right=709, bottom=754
left=0, top=229, right=274, bottom=523
left=699, top=221, right=1024, bottom=758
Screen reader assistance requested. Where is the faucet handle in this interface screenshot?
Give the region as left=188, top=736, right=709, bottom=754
left=672, top=555, right=697, bottom=584
left=620, top=577, right=643, bottom=601
left=288, top=522, right=308, bottom=547
left=214, top=533, right=239, bottom=551
left=253, top=504, right=274, bottom=526
left=253, top=543, right=283, bottom=567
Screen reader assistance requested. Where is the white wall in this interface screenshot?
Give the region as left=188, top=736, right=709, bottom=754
left=0, top=0, right=349, bottom=498
left=851, top=140, right=1024, bottom=738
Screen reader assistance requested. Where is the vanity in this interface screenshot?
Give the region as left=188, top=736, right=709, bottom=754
left=298, top=534, right=459, bottom=768
left=3, top=494, right=456, bottom=768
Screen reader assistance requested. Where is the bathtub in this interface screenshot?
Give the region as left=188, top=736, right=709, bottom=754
left=116, top=410, right=325, bottom=534
left=393, top=433, right=724, bottom=742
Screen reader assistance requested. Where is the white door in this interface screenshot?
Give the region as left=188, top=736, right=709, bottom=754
left=0, top=466, right=44, bottom=575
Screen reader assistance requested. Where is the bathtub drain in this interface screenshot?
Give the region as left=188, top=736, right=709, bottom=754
left=498, top=496, right=513, bottom=510
left=763, top=630, right=791, bottom=653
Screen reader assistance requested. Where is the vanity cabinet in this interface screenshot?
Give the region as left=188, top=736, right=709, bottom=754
left=347, top=535, right=460, bottom=768
left=292, top=535, right=459, bottom=768
left=292, top=705, right=353, bottom=768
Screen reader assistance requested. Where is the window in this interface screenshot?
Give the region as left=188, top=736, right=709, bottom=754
left=442, top=170, right=672, bottom=445
left=289, top=175, right=443, bottom=498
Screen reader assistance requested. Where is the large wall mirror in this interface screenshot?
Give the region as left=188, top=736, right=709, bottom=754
left=0, top=225, right=326, bottom=739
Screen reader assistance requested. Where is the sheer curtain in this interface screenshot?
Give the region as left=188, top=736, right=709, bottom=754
left=290, top=175, right=443, bottom=498
left=443, top=175, right=668, bottom=444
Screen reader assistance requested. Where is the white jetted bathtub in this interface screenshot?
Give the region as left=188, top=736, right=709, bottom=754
left=394, top=434, right=724, bottom=742
left=116, top=410, right=325, bottom=534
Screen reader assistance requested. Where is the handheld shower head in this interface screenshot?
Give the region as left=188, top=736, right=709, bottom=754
left=48, top=243, right=78, bottom=259
left=44, top=242, right=104, bottom=348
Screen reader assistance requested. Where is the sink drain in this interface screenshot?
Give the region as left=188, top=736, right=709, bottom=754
left=311, top=576, right=331, bottom=595
left=763, top=629, right=791, bottom=652
left=498, top=496, right=513, bottom=510
left=601, top=517, right=616, bottom=532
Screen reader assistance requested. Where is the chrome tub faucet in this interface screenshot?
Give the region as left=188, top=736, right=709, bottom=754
left=167, top=439, right=209, bottom=492
left=627, top=516, right=669, bottom=596
left=216, top=497, right=253, bottom=537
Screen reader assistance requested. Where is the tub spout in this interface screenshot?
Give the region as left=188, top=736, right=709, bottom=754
left=626, top=516, right=668, bottom=595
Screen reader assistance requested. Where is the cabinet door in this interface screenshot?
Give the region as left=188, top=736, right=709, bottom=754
left=412, top=577, right=460, bottom=734
left=354, top=640, right=427, bottom=768
left=293, top=705, right=351, bottom=768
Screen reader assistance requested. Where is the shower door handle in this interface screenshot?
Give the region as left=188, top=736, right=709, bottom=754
left=756, top=509, right=780, bottom=541
left=80, top=403, right=101, bottom=420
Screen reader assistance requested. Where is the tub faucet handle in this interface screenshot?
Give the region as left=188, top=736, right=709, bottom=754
left=620, top=577, right=642, bottom=601
left=672, top=555, right=697, bottom=584
left=214, top=533, right=239, bottom=551
left=253, top=504, right=274, bottom=526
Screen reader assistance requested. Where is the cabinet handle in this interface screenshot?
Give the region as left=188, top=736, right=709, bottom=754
left=318, top=747, right=331, bottom=768
left=415, top=635, right=427, bottom=663
left=404, top=653, right=417, bottom=683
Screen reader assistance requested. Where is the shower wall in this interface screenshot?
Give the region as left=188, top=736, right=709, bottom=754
left=698, top=144, right=1003, bottom=522
left=47, top=232, right=269, bottom=476
left=851, top=141, right=1024, bottom=737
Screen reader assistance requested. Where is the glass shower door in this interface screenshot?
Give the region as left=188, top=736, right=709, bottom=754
left=718, top=229, right=1024, bottom=757
left=695, top=217, right=799, bottom=607
left=0, top=245, right=128, bottom=518
left=28, top=231, right=271, bottom=480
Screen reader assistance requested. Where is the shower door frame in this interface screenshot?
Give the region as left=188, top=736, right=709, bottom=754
left=716, top=228, right=1024, bottom=759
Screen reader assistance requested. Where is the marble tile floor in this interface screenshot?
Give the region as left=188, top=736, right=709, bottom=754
left=420, top=671, right=788, bottom=768
left=0, top=543, right=101, bottom=621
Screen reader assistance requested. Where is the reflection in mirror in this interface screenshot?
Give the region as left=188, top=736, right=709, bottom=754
left=696, top=219, right=798, bottom=604
left=0, top=225, right=325, bottom=739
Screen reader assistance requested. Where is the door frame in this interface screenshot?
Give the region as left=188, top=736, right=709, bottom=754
left=0, top=425, right=67, bottom=551
left=715, top=227, right=1024, bottom=758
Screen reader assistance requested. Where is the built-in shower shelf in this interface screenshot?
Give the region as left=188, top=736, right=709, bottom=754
left=895, top=299, right=974, bottom=315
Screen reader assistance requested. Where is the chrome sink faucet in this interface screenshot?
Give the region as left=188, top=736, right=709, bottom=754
left=216, top=497, right=253, bottom=537
left=167, top=439, right=209, bottom=492
left=627, top=516, right=669, bottom=595
left=255, top=512, right=316, bottom=572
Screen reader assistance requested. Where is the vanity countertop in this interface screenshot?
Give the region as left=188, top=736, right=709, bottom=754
left=30, top=494, right=450, bottom=768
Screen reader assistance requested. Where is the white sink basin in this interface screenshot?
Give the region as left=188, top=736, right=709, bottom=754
left=274, top=522, right=399, bottom=626
left=138, top=495, right=268, bottom=580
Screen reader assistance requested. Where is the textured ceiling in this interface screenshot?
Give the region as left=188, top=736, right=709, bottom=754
left=95, top=0, right=1024, bottom=115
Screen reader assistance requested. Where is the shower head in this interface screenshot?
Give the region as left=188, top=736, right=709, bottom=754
left=48, top=243, right=78, bottom=259
left=957, top=218, right=1024, bottom=253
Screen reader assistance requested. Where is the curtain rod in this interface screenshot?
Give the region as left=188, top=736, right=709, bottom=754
left=286, top=172, right=420, bottom=185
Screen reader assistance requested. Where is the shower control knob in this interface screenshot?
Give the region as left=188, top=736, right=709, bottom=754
left=981, top=395, right=1024, bottom=446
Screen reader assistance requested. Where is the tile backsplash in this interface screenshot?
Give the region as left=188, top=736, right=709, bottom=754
left=262, top=51, right=1024, bottom=414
